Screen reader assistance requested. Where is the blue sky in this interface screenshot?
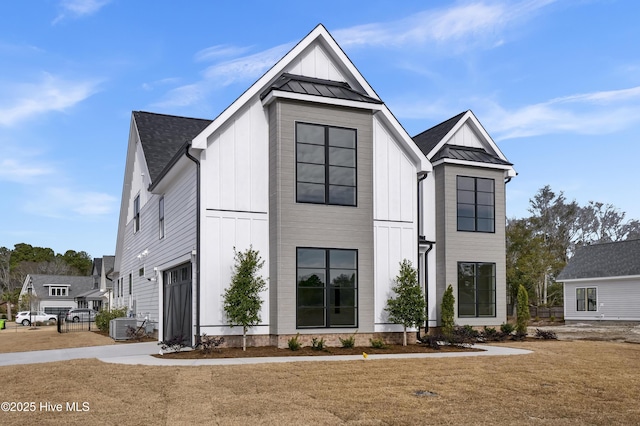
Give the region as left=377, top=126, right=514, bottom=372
left=1, top=0, right=639, bottom=259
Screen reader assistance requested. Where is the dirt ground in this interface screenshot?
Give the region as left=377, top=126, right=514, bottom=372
left=528, top=322, right=640, bottom=344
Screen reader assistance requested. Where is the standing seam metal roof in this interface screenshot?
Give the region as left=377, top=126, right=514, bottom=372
left=260, top=73, right=383, bottom=104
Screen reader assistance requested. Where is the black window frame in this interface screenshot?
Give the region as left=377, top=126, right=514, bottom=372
left=296, top=247, right=358, bottom=329
left=128, top=273, right=132, bottom=295
left=576, top=287, right=597, bottom=312
left=457, top=176, right=495, bottom=233
left=295, top=122, right=357, bottom=207
left=133, top=195, right=141, bottom=233
left=457, top=262, right=496, bottom=318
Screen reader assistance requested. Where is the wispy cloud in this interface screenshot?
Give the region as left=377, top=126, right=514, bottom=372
left=485, top=86, right=640, bottom=140
left=53, top=0, right=111, bottom=24
left=153, top=42, right=293, bottom=109
left=0, top=158, right=54, bottom=182
left=194, top=44, right=253, bottom=62
left=0, top=73, right=101, bottom=126
left=333, top=0, right=556, bottom=50
left=25, top=187, right=117, bottom=219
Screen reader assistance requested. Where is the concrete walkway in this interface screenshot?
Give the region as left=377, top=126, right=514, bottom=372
left=0, top=343, right=531, bottom=367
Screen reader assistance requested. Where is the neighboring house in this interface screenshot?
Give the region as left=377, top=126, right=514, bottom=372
left=557, top=239, right=640, bottom=323
left=19, top=274, right=95, bottom=315
left=76, top=256, right=115, bottom=311
left=113, top=24, right=515, bottom=346
left=413, top=110, right=515, bottom=328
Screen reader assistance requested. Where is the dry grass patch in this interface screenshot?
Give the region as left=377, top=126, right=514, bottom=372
left=1, top=340, right=639, bottom=425
left=0, top=325, right=115, bottom=353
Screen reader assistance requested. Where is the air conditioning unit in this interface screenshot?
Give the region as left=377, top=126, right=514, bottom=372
left=109, top=317, right=137, bottom=340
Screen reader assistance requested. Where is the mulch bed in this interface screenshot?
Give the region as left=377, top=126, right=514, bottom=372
left=154, top=344, right=478, bottom=359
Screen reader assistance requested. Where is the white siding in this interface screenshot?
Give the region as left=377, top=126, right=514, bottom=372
left=127, top=142, right=151, bottom=223
left=564, top=278, right=640, bottom=321
left=201, top=100, right=269, bottom=213
left=373, top=221, right=416, bottom=331
left=116, top=162, right=197, bottom=327
left=373, top=117, right=416, bottom=222
left=449, top=122, right=484, bottom=149
left=200, top=212, right=269, bottom=336
left=284, top=44, right=346, bottom=82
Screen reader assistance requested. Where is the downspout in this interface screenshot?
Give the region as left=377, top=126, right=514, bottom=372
left=416, top=171, right=430, bottom=342
left=185, top=144, right=201, bottom=346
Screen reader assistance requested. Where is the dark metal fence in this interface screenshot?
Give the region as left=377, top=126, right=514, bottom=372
left=57, top=313, right=96, bottom=333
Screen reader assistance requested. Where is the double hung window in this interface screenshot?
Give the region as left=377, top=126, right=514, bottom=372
left=576, top=287, right=597, bottom=311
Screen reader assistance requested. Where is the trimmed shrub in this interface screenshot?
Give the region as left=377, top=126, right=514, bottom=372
left=369, top=338, right=388, bottom=349
left=441, top=284, right=455, bottom=336
left=516, top=284, right=530, bottom=335
left=95, top=307, right=128, bottom=333
left=339, top=334, right=356, bottom=348
left=287, top=333, right=301, bottom=351
left=311, top=337, right=326, bottom=351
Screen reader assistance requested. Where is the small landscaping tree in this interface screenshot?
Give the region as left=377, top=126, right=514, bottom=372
left=223, top=247, right=267, bottom=351
left=441, top=284, right=455, bottom=336
left=516, top=284, right=530, bottom=335
left=385, top=260, right=425, bottom=346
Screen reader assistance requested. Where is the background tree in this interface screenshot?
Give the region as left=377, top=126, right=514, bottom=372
left=223, top=247, right=267, bottom=351
left=385, top=260, right=425, bottom=346
left=516, top=284, right=530, bottom=335
left=507, top=185, right=640, bottom=310
left=441, top=284, right=455, bottom=336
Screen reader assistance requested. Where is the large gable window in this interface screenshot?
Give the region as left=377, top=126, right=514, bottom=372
left=296, top=123, right=357, bottom=206
left=576, top=287, right=597, bottom=311
left=458, top=262, right=496, bottom=317
left=296, top=248, right=358, bottom=328
left=457, top=176, right=494, bottom=232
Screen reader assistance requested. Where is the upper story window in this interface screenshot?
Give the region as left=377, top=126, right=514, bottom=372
left=159, top=196, right=165, bottom=239
left=133, top=195, right=141, bottom=233
left=296, top=122, right=357, bottom=206
left=576, top=287, right=597, bottom=311
left=49, top=286, right=68, bottom=297
left=457, top=176, right=495, bottom=232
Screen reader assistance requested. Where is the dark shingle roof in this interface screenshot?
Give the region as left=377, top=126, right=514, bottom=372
left=27, top=274, right=96, bottom=301
left=431, top=145, right=512, bottom=166
left=133, top=111, right=213, bottom=184
left=103, top=255, right=115, bottom=275
left=557, top=239, right=640, bottom=280
left=412, top=111, right=467, bottom=156
left=261, top=73, right=383, bottom=104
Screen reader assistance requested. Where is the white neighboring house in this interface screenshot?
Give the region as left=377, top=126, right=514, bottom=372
left=557, top=239, right=640, bottom=324
left=113, top=24, right=515, bottom=347
left=19, top=274, right=95, bottom=316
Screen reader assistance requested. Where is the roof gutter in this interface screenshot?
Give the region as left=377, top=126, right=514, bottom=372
left=184, top=143, right=201, bottom=346
left=416, top=171, right=433, bottom=342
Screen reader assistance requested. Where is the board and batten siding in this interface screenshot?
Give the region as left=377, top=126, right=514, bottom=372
left=117, top=161, right=197, bottom=330
left=435, top=163, right=508, bottom=327
left=284, top=43, right=351, bottom=89
left=564, top=278, right=640, bottom=321
left=269, top=99, right=375, bottom=335
left=199, top=96, right=271, bottom=336
left=372, top=115, right=419, bottom=331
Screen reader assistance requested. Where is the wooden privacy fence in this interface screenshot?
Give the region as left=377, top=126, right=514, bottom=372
left=529, top=306, right=564, bottom=319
